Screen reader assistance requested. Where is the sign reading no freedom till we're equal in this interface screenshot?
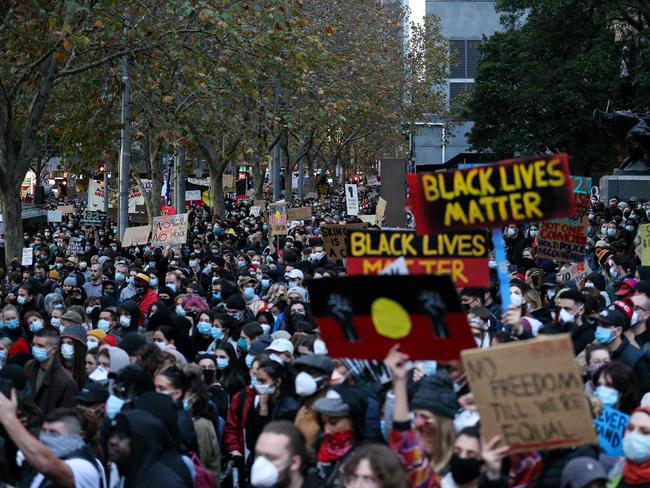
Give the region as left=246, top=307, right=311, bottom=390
left=151, top=213, right=188, bottom=246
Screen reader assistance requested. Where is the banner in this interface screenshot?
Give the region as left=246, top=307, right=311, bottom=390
left=268, top=201, right=288, bottom=236
left=151, top=213, right=188, bottom=246
left=593, top=406, right=628, bottom=457
left=81, top=210, right=106, bottom=225
left=122, top=225, right=152, bottom=248
left=321, top=223, right=367, bottom=260
left=47, top=210, right=63, bottom=223
left=86, top=180, right=105, bottom=211
left=462, top=335, right=597, bottom=453
left=407, top=153, right=575, bottom=234
left=287, top=206, right=312, bottom=221
left=558, top=261, right=592, bottom=285
left=310, top=275, right=475, bottom=360
left=536, top=176, right=591, bottom=263
left=185, top=190, right=202, bottom=201
left=346, top=229, right=489, bottom=287
left=57, top=205, right=75, bottom=214
left=345, top=184, right=359, bottom=216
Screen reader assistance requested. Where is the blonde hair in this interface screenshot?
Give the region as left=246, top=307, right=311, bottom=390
left=429, top=414, right=457, bottom=473
left=524, top=288, right=543, bottom=312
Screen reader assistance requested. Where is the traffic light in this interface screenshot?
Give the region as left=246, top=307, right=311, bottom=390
left=99, top=164, right=106, bottom=173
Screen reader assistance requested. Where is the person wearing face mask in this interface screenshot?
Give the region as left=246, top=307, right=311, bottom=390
left=547, top=289, right=595, bottom=355
left=25, top=328, right=79, bottom=415
left=0, top=304, right=30, bottom=353
left=292, top=355, right=335, bottom=447
left=504, top=224, right=531, bottom=267
left=226, top=293, right=251, bottom=323
left=131, top=273, right=159, bottom=326
left=608, top=406, right=650, bottom=486
left=239, top=276, right=267, bottom=316
left=631, top=290, right=650, bottom=350
left=594, top=306, right=650, bottom=394
left=591, top=361, right=640, bottom=415
left=438, top=426, right=485, bottom=488
left=153, top=326, right=187, bottom=364
left=252, top=420, right=319, bottom=488
left=584, top=344, right=611, bottom=396
left=60, top=324, right=89, bottom=389
left=115, top=300, right=141, bottom=338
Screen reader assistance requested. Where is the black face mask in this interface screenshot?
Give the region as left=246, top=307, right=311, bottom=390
left=202, top=369, right=215, bottom=385
left=291, top=313, right=307, bottom=323
left=449, top=454, right=482, bottom=485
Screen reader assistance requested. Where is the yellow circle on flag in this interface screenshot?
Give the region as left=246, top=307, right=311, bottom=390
left=371, top=298, right=412, bottom=339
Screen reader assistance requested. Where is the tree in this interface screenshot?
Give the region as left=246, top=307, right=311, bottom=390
left=465, top=0, right=636, bottom=175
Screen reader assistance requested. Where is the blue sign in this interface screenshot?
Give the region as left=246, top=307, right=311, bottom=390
left=593, top=406, right=629, bottom=457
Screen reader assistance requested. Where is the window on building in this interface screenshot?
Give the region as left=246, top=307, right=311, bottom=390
left=449, top=39, right=482, bottom=79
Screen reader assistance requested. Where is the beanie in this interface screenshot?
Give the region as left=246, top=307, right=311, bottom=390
left=118, top=333, right=147, bottom=356
left=61, top=324, right=87, bottom=346
left=226, top=293, right=246, bottom=311
left=410, top=372, right=459, bottom=419
left=88, top=329, right=107, bottom=341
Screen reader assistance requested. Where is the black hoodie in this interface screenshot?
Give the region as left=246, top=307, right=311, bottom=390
left=112, top=409, right=192, bottom=488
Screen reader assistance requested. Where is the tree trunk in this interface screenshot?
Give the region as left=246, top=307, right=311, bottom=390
left=208, top=163, right=226, bottom=218
left=282, top=133, right=292, bottom=202
left=150, top=153, right=163, bottom=218
left=0, top=172, right=23, bottom=266
left=251, top=154, right=264, bottom=198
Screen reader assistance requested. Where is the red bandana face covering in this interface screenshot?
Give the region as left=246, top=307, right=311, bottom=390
left=317, top=430, right=353, bottom=463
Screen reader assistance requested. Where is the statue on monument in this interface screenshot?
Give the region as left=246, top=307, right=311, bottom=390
left=594, top=108, right=650, bottom=175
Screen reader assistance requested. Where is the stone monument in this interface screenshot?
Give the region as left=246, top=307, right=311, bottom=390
left=595, top=108, right=650, bottom=201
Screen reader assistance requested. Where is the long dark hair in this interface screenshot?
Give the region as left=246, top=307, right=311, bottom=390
left=60, top=341, right=87, bottom=389
left=257, top=359, right=292, bottom=399
left=215, top=342, right=245, bottom=395
left=593, top=361, right=639, bottom=414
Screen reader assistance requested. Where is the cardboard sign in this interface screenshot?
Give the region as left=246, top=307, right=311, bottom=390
left=536, top=177, right=591, bottom=263
left=81, top=210, right=106, bottom=225
left=367, top=176, right=380, bottom=187
left=268, top=201, right=288, bottom=236
left=151, top=213, right=188, bottom=246
left=375, top=197, right=387, bottom=224
left=593, top=406, right=629, bottom=457
left=68, top=236, right=85, bottom=256
left=250, top=206, right=261, bottom=217
left=321, top=223, right=367, bottom=260
left=462, top=335, right=597, bottom=453
left=345, top=184, right=359, bottom=216
left=57, top=205, right=75, bottom=214
left=310, top=275, right=475, bottom=360
left=223, top=174, right=235, bottom=190
left=185, top=190, right=202, bottom=201
left=306, top=192, right=318, bottom=199
left=378, top=256, right=409, bottom=275
left=254, top=199, right=267, bottom=210
left=287, top=206, right=312, bottom=221
left=358, top=215, right=377, bottom=225
left=121, top=225, right=151, bottom=248
left=639, top=224, right=650, bottom=266
left=345, top=229, right=490, bottom=287
left=407, top=153, right=575, bottom=234
left=47, top=210, right=63, bottom=223
left=21, top=247, right=33, bottom=266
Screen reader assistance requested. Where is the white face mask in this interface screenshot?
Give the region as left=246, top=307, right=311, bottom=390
left=295, top=372, right=321, bottom=397
left=269, top=353, right=284, bottom=364
left=61, top=343, right=75, bottom=360
left=250, top=456, right=281, bottom=488
left=510, top=292, right=523, bottom=307
left=119, top=315, right=131, bottom=327
left=254, top=383, right=276, bottom=396
left=631, top=311, right=640, bottom=327
left=559, top=308, right=575, bottom=325
left=313, top=339, right=328, bottom=355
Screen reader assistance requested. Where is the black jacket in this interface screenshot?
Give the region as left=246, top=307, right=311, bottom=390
left=611, top=336, right=650, bottom=394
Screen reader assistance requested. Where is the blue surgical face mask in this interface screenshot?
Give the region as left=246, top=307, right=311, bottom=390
left=197, top=321, right=212, bottom=335
left=261, top=279, right=271, bottom=289
left=115, top=273, right=125, bottom=282
left=182, top=398, right=191, bottom=411
left=607, top=228, right=617, bottom=237
left=212, top=291, right=222, bottom=301
left=167, top=283, right=177, bottom=293
left=624, top=431, right=650, bottom=463
left=175, top=305, right=186, bottom=317
left=250, top=376, right=258, bottom=388
left=595, top=326, right=615, bottom=345
left=32, top=346, right=50, bottom=363
left=50, top=317, right=61, bottom=327
left=211, top=327, right=223, bottom=340
left=245, top=354, right=255, bottom=369
left=216, top=358, right=229, bottom=370
left=97, top=319, right=110, bottom=333
left=105, top=394, right=125, bottom=420
left=30, top=320, right=44, bottom=333
left=149, top=261, right=156, bottom=269
left=53, top=303, right=64, bottom=309
left=594, top=385, right=619, bottom=408
left=243, top=288, right=255, bottom=300
left=4, top=318, right=19, bottom=330
left=150, top=278, right=158, bottom=288
left=16, top=296, right=26, bottom=306
left=238, top=337, right=248, bottom=353
left=626, top=225, right=636, bottom=233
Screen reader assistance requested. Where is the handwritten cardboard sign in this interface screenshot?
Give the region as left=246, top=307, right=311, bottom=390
left=407, top=153, right=574, bottom=234
left=558, top=261, right=592, bottom=285
left=462, top=334, right=596, bottom=453
left=47, top=210, right=63, bottom=223
left=536, top=176, right=591, bottom=263
left=287, top=206, right=312, bottom=221
left=57, top=205, right=75, bottom=214
left=250, top=206, right=261, bottom=217
left=185, top=190, right=202, bottom=201
left=268, top=201, right=288, bottom=236
left=639, top=224, right=650, bottom=266
left=310, top=275, right=475, bottom=360
left=121, top=225, right=152, bottom=248
left=345, top=184, right=359, bottom=216
left=375, top=197, right=387, bottom=224
left=345, top=229, right=489, bottom=287
left=21, top=247, right=33, bottom=266
left=321, top=223, right=367, bottom=260
left=593, top=406, right=628, bottom=457
left=151, top=213, right=188, bottom=246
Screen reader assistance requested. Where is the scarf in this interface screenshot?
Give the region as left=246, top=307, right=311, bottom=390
left=317, top=430, right=353, bottom=463
left=623, top=458, right=650, bottom=485
left=39, top=432, right=86, bottom=459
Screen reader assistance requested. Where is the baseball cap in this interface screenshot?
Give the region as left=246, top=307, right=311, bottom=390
left=598, top=307, right=629, bottom=329
left=75, top=382, right=109, bottom=403
left=560, top=457, right=606, bottom=488
left=287, top=269, right=304, bottom=280
left=615, top=278, right=638, bottom=296
left=294, top=354, right=334, bottom=376
left=266, top=338, right=294, bottom=355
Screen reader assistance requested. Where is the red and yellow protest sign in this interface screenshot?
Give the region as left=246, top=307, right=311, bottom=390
left=345, top=229, right=489, bottom=287
left=407, top=154, right=575, bottom=234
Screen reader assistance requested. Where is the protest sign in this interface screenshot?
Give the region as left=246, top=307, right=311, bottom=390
left=306, top=192, right=318, bottom=199
left=86, top=179, right=105, bottom=211
left=375, top=197, right=387, bottom=224
left=121, top=226, right=151, bottom=248
left=639, top=224, right=650, bottom=266
left=21, top=248, right=33, bottom=266
left=346, top=229, right=490, bottom=287
left=593, top=406, right=628, bottom=457
left=254, top=199, right=267, bottom=210
left=321, top=223, right=367, bottom=260
left=367, top=176, right=380, bottom=186
left=57, top=205, right=75, bottom=214
left=185, top=190, right=201, bottom=201
left=358, top=215, right=377, bottom=225
left=407, top=153, right=575, bottom=234
left=287, top=206, right=312, bottom=221
left=536, top=176, right=591, bottom=263
left=558, top=261, right=592, bottom=285
left=68, top=236, right=85, bottom=256
left=378, top=256, right=409, bottom=275
left=268, top=201, right=288, bottom=236
left=250, top=206, right=261, bottom=217
left=345, top=184, right=359, bottom=216
left=151, top=213, right=188, bottom=246
left=81, top=210, right=106, bottom=225
left=310, top=275, right=475, bottom=360
left=47, top=210, right=63, bottom=223
left=462, top=334, right=597, bottom=453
